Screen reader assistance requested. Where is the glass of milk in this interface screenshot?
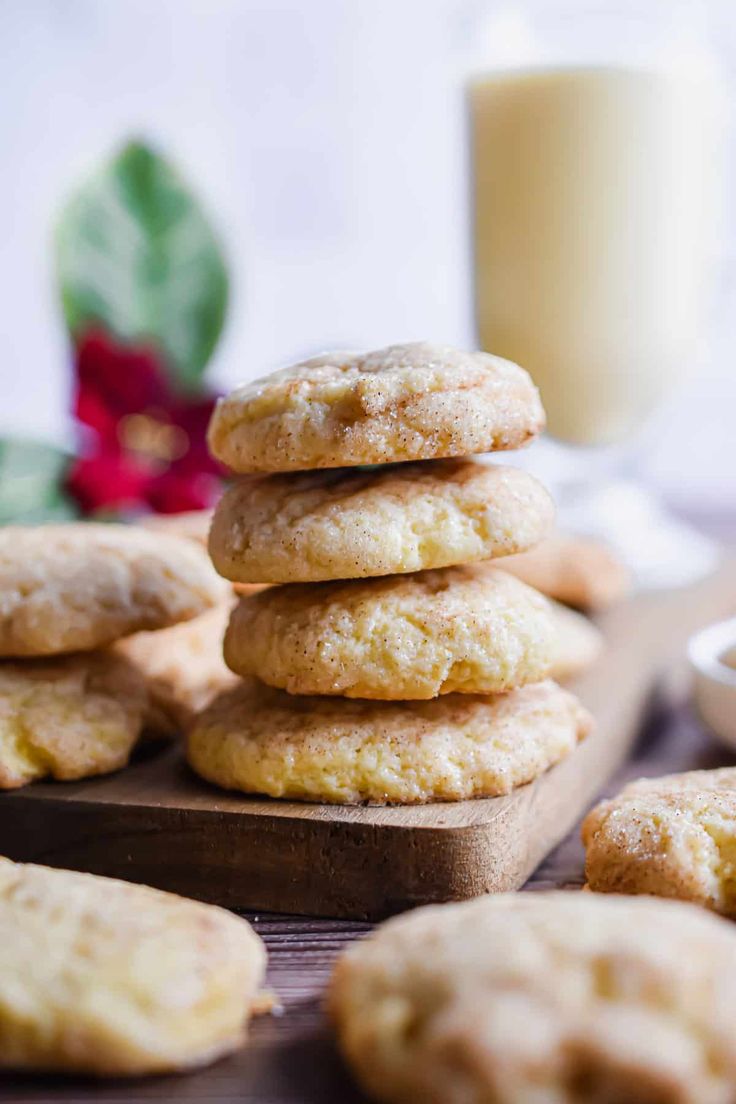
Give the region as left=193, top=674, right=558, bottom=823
left=467, top=0, right=725, bottom=585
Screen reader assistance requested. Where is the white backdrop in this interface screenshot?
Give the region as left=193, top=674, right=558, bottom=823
left=1, top=0, right=734, bottom=513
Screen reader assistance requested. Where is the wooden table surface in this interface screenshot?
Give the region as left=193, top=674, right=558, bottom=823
left=7, top=676, right=734, bottom=1104
left=6, top=518, right=735, bottom=1104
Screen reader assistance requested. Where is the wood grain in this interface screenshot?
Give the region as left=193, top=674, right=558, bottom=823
left=4, top=558, right=736, bottom=1102
left=0, top=559, right=734, bottom=921
left=8, top=652, right=736, bottom=1104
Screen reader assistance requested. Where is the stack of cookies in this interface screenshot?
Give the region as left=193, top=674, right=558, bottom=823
left=0, top=523, right=225, bottom=789
left=189, top=342, right=593, bottom=805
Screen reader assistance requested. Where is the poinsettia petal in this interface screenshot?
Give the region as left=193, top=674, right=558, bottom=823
left=172, top=394, right=218, bottom=433
left=69, top=330, right=226, bottom=516
left=157, top=393, right=224, bottom=474
left=66, top=451, right=150, bottom=514
left=146, top=469, right=222, bottom=514
left=75, top=328, right=175, bottom=421
left=174, top=440, right=226, bottom=476
left=74, top=389, right=119, bottom=440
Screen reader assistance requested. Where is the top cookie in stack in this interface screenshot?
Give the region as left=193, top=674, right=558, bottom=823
left=190, top=342, right=592, bottom=805
left=206, top=342, right=544, bottom=475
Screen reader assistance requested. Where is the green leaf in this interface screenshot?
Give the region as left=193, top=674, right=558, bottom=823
left=56, top=139, right=229, bottom=390
left=0, top=439, right=78, bottom=524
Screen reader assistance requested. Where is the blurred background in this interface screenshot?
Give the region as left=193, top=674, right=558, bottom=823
left=1, top=0, right=734, bottom=529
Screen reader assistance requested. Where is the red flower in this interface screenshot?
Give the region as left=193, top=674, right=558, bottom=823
left=66, top=329, right=225, bottom=516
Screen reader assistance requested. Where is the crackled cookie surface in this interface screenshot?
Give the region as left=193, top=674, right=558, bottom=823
left=0, top=652, right=163, bottom=789
left=209, top=460, right=554, bottom=584
left=0, top=523, right=226, bottom=657
left=224, top=565, right=555, bottom=700
left=116, top=601, right=238, bottom=732
left=207, top=342, right=544, bottom=473
left=583, top=768, right=736, bottom=915
left=0, top=858, right=265, bottom=1076
left=329, top=891, right=736, bottom=1104
left=187, top=678, right=591, bottom=804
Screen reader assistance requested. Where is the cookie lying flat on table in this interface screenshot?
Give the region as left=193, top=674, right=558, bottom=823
left=0, top=858, right=265, bottom=1076
left=116, top=601, right=238, bottom=732
left=329, top=891, right=736, bottom=1104
left=187, top=678, right=591, bottom=804
left=0, top=523, right=226, bottom=657
left=209, top=460, right=554, bottom=584
left=140, top=508, right=211, bottom=547
left=548, top=601, right=604, bottom=681
left=583, top=768, right=736, bottom=915
left=499, top=533, right=630, bottom=611
left=0, top=652, right=165, bottom=789
left=207, top=342, right=544, bottom=473
left=224, top=565, right=555, bottom=700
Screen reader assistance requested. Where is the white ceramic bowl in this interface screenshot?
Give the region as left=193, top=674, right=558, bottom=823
left=688, top=616, right=736, bottom=749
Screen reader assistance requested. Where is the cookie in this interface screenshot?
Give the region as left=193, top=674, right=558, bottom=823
left=224, top=565, right=555, bottom=700
left=548, top=602, right=604, bottom=681
left=207, top=342, right=544, bottom=473
left=499, top=534, right=630, bottom=611
left=209, top=460, right=554, bottom=585
left=0, top=858, right=265, bottom=1076
left=0, top=651, right=165, bottom=790
left=116, top=601, right=238, bottom=732
left=330, top=890, right=736, bottom=1104
left=583, top=768, right=736, bottom=915
left=187, top=678, right=591, bottom=804
left=139, top=511, right=267, bottom=600
left=0, top=523, right=227, bottom=657
left=140, top=509, right=211, bottom=547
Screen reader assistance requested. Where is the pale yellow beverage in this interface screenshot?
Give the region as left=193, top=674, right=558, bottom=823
left=470, top=67, right=717, bottom=444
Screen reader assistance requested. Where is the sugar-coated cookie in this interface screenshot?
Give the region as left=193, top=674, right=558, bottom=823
left=207, top=342, right=544, bottom=473
left=0, top=523, right=227, bottom=657
left=224, top=565, right=555, bottom=700
left=140, top=509, right=211, bottom=547
left=548, top=601, right=604, bottom=681
left=187, top=678, right=591, bottom=804
left=583, top=768, right=736, bottom=915
left=499, top=533, right=630, bottom=611
left=0, top=858, right=265, bottom=1076
left=209, top=460, right=554, bottom=584
left=116, top=601, right=238, bottom=732
left=140, top=512, right=268, bottom=599
left=0, top=652, right=166, bottom=789
left=329, top=891, right=736, bottom=1104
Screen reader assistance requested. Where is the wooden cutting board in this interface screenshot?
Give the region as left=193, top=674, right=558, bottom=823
left=1, top=559, right=734, bottom=920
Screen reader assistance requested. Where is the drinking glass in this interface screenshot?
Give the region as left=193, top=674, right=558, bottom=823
left=467, top=0, right=726, bottom=586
